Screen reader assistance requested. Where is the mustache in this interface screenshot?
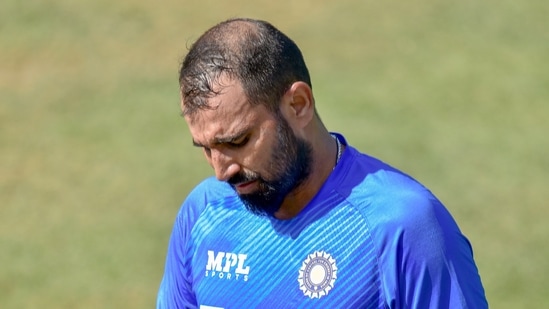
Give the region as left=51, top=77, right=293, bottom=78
left=228, top=171, right=260, bottom=186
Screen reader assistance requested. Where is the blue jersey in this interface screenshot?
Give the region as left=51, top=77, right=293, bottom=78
left=157, top=135, right=487, bottom=309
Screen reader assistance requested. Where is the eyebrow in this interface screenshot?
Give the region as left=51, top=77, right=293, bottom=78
left=192, top=130, right=248, bottom=148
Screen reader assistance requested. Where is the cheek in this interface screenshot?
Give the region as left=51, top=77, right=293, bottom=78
left=242, top=139, right=276, bottom=176
left=242, top=118, right=282, bottom=176
left=242, top=151, right=268, bottom=175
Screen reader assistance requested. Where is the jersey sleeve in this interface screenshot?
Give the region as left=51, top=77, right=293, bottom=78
left=365, top=173, right=488, bottom=308
left=157, top=179, right=218, bottom=309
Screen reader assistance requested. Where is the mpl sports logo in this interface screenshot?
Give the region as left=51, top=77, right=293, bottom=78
left=205, top=250, right=250, bottom=282
left=298, top=251, right=338, bottom=299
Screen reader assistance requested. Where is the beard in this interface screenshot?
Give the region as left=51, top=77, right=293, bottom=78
left=227, top=116, right=313, bottom=217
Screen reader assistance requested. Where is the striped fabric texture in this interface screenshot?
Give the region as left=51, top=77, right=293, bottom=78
left=158, top=135, right=487, bottom=309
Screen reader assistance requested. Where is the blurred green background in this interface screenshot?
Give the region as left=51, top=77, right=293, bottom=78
left=1, top=0, right=547, bottom=308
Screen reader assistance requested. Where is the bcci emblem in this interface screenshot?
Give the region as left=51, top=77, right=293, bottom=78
left=298, top=251, right=338, bottom=299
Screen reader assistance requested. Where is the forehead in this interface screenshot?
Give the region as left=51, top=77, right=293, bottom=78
left=184, top=78, right=273, bottom=145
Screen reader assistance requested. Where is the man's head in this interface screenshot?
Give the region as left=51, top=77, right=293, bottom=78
left=183, top=74, right=314, bottom=217
left=180, top=18, right=321, bottom=218
left=179, top=18, right=311, bottom=116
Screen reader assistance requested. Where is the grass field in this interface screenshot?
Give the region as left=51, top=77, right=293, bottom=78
left=1, top=0, right=547, bottom=308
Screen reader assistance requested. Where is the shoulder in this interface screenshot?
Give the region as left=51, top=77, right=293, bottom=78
left=335, top=143, right=487, bottom=307
left=341, top=147, right=440, bottom=223
left=340, top=147, right=463, bottom=255
left=174, top=176, right=236, bottom=227
left=158, top=177, right=236, bottom=308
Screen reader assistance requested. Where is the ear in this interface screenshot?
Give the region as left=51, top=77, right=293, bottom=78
left=280, top=81, right=315, bottom=129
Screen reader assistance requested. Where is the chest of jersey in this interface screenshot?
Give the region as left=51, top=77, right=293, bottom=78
left=188, top=199, right=383, bottom=308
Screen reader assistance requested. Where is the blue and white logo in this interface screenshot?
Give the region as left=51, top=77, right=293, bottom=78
left=205, top=250, right=250, bottom=282
left=298, top=251, right=337, bottom=299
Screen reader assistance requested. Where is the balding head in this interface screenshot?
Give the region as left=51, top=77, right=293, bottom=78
left=179, top=18, right=312, bottom=116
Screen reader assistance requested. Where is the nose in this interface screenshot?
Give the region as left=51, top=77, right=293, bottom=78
left=209, top=149, right=240, bottom=182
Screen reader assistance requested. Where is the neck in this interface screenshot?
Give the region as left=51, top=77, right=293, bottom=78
left=273, top=130, right=343, bottom=220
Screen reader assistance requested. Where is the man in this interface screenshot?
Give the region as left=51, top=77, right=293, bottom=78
left=157, top=18, right=487, bottom=308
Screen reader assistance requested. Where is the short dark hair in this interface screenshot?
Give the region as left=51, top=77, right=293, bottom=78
left=179, top=18, right=312, bottom=116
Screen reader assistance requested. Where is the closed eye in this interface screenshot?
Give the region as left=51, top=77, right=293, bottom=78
left=203, top=147, right=212, bottom=157
left=192, top=140, right=212, bottom=157
left=227, top=135, right=249, bottom=148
